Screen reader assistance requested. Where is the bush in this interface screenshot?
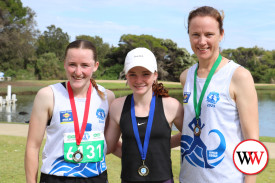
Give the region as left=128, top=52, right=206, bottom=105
left=36, top=52, right=65, bottom=80
left=97, top=64, right=123, bottom=80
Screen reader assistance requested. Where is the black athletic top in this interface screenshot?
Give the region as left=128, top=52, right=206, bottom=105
left=120, top=94, right=173, bottom=182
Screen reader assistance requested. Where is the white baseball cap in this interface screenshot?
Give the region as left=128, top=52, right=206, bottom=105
left=124, top=47, right=158, bottom=74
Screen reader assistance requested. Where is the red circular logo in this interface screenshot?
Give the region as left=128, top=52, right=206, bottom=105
left=233, top=139, right=269, bottom=175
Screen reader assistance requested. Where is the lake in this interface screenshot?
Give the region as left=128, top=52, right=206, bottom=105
left=0, top=89, right=274, bottom=137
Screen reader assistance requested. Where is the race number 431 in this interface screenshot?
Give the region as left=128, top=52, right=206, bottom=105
left=233, top=139, right=269, bottom=174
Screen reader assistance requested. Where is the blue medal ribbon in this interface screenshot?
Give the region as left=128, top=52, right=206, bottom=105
left=131, top=94, right=156, bottom=161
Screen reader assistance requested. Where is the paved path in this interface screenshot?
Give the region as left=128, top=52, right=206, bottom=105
left=1, top=123, right=274, bottom=159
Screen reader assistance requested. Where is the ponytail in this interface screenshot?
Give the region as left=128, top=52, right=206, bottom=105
left=152, top=80, right=169, bottom=97
left=90, top=78, right=105, bottom=100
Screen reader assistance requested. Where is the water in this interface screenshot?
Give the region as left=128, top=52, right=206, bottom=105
left=0, top=90, right=274, bottom=137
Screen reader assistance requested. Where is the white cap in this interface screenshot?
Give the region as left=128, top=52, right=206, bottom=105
left=124, top=47, right=157, bottom=74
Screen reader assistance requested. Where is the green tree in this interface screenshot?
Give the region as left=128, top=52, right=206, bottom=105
left=102, top=34, right=194, bottom=81
left=36, top=25, right=70, bottom=61
left=36, top=52, right=65, bottom=80
left=103, top=34, right=167, bottom=79
left=160, top=39, right=195, bottom=81
left=75, top=35, right=110, bottom=62
left=0, top=0, right=38, bottom=75
left=222, top=47, right=275, bottom=83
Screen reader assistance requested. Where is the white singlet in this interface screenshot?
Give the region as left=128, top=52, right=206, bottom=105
left=40, top=83, right=108, bottom=178
left=180, top=61, right=245, bottom=183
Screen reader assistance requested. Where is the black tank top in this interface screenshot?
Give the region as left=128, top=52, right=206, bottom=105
left=120, top=94, right=173, bottom=182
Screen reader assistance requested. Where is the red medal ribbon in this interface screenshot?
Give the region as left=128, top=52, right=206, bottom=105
left=67, top=81, right=92, bottom=146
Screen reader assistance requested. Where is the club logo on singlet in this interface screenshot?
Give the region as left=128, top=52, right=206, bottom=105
left=207, top=91, right=220, bottom=108
left=181, top=117, right=226, bottom=168
left=183, top=92, right=191, bottom=104
left=96, top=108, right=106, bottom=123
left=49, top=155, right=106, bottom=177
left=60, top=110, right=73, bottom=124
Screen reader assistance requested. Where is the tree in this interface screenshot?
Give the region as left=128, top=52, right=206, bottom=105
left=0, top=0, right=38, bottom=73
left=103, top=34, right=194, bottom=81
left=76, top=35, right=110, bottom=62
left=222, top=47, right=275, bottom=83
left=0, top=0, right=27, bottom=30
left=36, top=25, right=70, bottom=61
left=160, top=39, right=195, bottom=81
left=103, top=34, right=168, bottom=79
left=36, top=52, right=65, bottom=80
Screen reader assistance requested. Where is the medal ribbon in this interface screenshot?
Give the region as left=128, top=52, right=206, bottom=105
left=193, top=54, right=222, bottom=120
left=68, top=81, right=92, bottom=146
left=131, top=94, right=156, bottom=161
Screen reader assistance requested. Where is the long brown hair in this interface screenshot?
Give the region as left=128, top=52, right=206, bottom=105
left=65, top=40, right=105, bottom=99
left=152, top=80, right=169, bottom=97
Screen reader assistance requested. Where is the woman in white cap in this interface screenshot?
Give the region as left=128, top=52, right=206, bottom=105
left=105, top=47, right=183, bottom=183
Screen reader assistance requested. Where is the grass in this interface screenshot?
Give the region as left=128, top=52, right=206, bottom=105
left=260, top=136, right=275, bottom=143
left=1, top=80, right=274, bottom=95
left=0, top=135, right=274, bottom=183
left=0, top=80, right=182, bottom=95
left=255, top=84, right=275, bottom=90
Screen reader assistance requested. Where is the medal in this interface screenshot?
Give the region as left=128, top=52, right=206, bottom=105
left=67, top=81, right=92, bottom=163
left=131, top=94, right=156, bottom=177
left=72, top=150, right=83, bottom=163
left=193, top=119, right=201, bottom=136
left=193, top=54, right=222, bottom=134
left=194, top=124, right=201, bottom=136
left=138, top=160, right=149, bottom=176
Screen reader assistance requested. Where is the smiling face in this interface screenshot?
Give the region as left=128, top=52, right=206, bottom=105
left=189, top=16, right=224, bottom=62
left=126, top=66, right=158, bottom=95
left=64, top=48, right=98, bottom=91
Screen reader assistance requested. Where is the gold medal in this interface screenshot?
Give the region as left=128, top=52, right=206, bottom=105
left=138, top=161, right=149, bottom=176
left=72, top=150, right=83, bottom=163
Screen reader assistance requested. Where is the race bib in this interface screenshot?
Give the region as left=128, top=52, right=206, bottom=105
left=64, top=131, right=104, bottom=163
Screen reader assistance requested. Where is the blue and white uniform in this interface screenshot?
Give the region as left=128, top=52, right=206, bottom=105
left=40, top=83, right=108, bottom=178
left=180, top=61, right=245, bottom=183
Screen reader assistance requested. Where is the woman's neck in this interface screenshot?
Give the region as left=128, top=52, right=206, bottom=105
left=197, top=53, right=221, bottom=78
left=67, top=82, right=91, bottom=98
left=133, top=90, right=153, bottom=117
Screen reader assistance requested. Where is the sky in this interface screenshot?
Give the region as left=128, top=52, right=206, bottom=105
left=21, top=0, right=275, bottom=54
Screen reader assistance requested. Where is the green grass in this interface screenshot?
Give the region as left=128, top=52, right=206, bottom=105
left=0, top=80, right=182, bottom=95
left=255, top=84, right=275, bottom=90
left=260, top=136, right=275, bottom=143
left=257, top=159, right=275, bottom=183
left=0, top=135, right=274, bottom=183
left=1, top=80, right=273, bottom=95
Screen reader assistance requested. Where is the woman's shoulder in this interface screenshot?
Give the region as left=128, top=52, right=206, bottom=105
left=37, top=85, right=53, bottom=98
left=180, top=69, right=189, bottom=87
left=231, top=66, right=254, bottom=87
left=230, top=66, right=255, bottom=96
left=109, top=96, right=127, bottom=121
left=111, top=96, right=127, bottom=107
left=162, top=97, right=182, bottom=110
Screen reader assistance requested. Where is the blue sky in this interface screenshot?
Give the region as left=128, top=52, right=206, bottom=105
left=21, top=0, right=275, bottom=54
